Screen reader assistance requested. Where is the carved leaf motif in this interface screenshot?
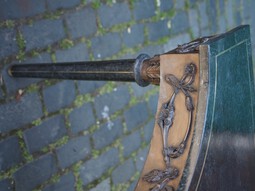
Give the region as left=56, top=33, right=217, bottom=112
left=184, top=86, right=196, bottom=92
left=143, top=169, right=165, bottom=183
left=165, top=74, right=180, bottom=89
left=184, top=63, right=196, bottom=76
left=185, top=96, right=194, bottom=111
left=143, top=168, right=179, bottom=183
left=164, top=144, right=185, bottom=159
left=158, top=103, right=175, bottom=129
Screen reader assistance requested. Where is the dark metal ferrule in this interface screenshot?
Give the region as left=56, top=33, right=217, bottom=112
left=134, top=54, right=151, bottom=87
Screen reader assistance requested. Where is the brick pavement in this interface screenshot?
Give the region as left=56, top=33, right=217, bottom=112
left=0, top=0, right=254, bottom=191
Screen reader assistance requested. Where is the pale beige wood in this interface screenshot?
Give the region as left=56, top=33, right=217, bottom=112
left=135, top=53, right=199, bottom=191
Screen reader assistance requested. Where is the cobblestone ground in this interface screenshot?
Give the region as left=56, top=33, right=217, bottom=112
left=0, top=0, right=254, bottom=191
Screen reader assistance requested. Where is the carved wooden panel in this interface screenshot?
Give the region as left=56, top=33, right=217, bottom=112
left=135, top=54, right=199, bottom=191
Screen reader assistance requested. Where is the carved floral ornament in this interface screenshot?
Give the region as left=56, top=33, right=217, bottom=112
left=143, top=63, right=197, bottom=191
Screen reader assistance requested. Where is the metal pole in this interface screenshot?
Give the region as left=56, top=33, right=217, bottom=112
left=8, top=54, right=154, bottom=87
left=9, top=59, right=136, bottom=81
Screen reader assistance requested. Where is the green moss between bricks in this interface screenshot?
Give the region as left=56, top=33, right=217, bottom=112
left=16, top=130, right=23, bottom=139
left=72, top=161, right=83, bottom=191
left=88, top=124, right=99, bottom=134
left=46, top=46, right=52, bottom=53
left=19, top=139, right=34, bottom=162
left=34, top=172, right=68, bottom=191
left=91, top=149, right=100, bottom=158
left=59, top=39, right=74, bottom=49
left=84, top=39, right=91, bottom=48
left=111, top=21, right=136, bottom=33
left=131, top=171, right=140, bottom=182
left=81, top=0, right=86, bottom=5
left=16, top=130, right=34, bottom=162
left=110, top=45, right=141, bottom=60
left=184, top=0, right=190, bottom=10
left=30, top=50, right=40, bottom=57
left=16, top=31, right=26, bottom=61
left=47, top=136, right=69, bottom=151
left=43, top=10, right=63, bottom=20
left=112, top=183, right=129, bottom=191
left=72, top=161, right=82, bottom=173
left=153, top=9, right=176, bottom=22
left=41, top=146, right=49, bottom=153
left=105, top=0, right=114, bottom=6
left=188, top=27, right=196, bottom=40
left=122, top=121, right=128, bottom=134
left=60, top=108, right=73, bottom=116
left=111, top=171, right=139, bottom=191
left=31, top=118, right=42, bottom=126
left=74, top=94, right=94, bottom=107
left=155, top=0, right=160, bottom=8
left=75, top=177, right=84, bottom=191
left=43, top=79, right=55, bottom=86
left=127, top=83, right=134, bottom=95
left=96, top=21, right=106, bottom=36
left=141, top=141, right=148, bottom=149
left=86, top=165, right=114, bottom=189
left=91, top=0, right=101, bottom=10
left=114, top=139, right=124, bottom=163
left=32, top=173, right=61, bottom=191
left=51, top=53, right=57, bottom=63
left=16, top=31, right=25, bottom=50
left=27, top=19, right=33, bottom=26
left=129, top=96, right=139, bottom=106
left=89, top=53, right=94, bottom=61
left=143, top=27, right=150, bottom=46
left=109, top=110, right=122, bottom=121
left=26, top=84, right=39, bottom=93
left=128, top=0, right=136, bottom=10
left=41, top=136, right=68, bottom=153
left=0, top=20, right=15, bottom=28
left=131, top=150, right=138, bottom=159
left=98, top=82, right=116, bottom=95
left=49, top=173, right=61, bottom=184
left=156, top=36, right=170, bottom=45
left=0, top=165, right=20, bottom=180
left=164, top=9, right=176, bottom=18
left=65, top=119, right=71, bottom=129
